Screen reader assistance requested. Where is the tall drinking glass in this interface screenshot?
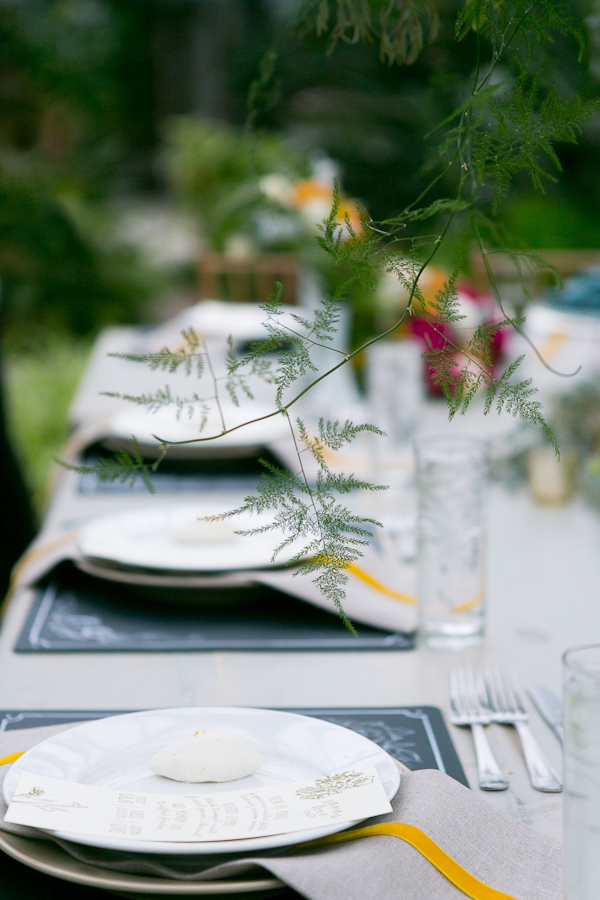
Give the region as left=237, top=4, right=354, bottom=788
left=563, top=644, right=600, bottom=899
left=365, top=339, right=423, bottom=453
left=416, top=434, right=487, bottom=648
left=365, top=340, right=423, bottom=558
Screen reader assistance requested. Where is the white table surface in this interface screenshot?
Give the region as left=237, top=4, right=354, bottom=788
left=2, top=326, right=599, bottom=842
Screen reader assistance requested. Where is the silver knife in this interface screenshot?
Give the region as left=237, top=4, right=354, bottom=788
left=527, top=683, right=564, bottom=744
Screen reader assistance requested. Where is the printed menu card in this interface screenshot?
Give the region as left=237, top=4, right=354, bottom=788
left=6, top=766, right=392, bottom=842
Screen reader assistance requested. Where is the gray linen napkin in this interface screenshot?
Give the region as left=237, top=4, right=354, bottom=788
left=0, top=723, right=563, bottom=899
left=11, top=535, right=418, bottom=633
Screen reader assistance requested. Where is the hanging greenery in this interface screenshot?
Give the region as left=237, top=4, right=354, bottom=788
left=70, top=0, right=600, bottom=626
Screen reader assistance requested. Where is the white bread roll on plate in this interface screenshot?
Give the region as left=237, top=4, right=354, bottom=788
left=149, top=730, right=264, bottom=783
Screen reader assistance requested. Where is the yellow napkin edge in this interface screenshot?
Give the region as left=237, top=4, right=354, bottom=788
left=296, top=822, right=520, bottom=900
left=0, top=753, right=25, bottom=766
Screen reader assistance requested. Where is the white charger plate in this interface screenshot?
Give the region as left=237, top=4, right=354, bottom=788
left=76, top=505, right=302, bottom=573
left=3, top=707, right=400, bottom=855
left=0, top=831, right=285, bottom=897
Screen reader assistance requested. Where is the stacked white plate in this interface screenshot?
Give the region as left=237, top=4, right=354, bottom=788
left=74, top=503, right=305, bottom=596
left=2, top=707, right=401, bottom=897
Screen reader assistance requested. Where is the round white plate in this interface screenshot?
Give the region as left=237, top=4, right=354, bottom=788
left=3, top=708, right=400, bottom=855
left=105, top=404, right=287, bottom=459
left=76, top=505, right=302, bottom=573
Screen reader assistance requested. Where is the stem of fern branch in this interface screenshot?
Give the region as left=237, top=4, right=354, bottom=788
left=471, top=215, right=581, bottom=380
left=268, top=314, right=348, bottom=358
left=157, top=1, right=542, bottom=450
left=285, top=411, right=320, bottom=534
left=203, top=339, right=227, bottom=433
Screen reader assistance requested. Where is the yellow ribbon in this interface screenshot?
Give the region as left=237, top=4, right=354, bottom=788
left=452, top=591, right=484, bottom=613
left=345, top=564, right=483, bottom=614
left=297, top=822, right=520, bottom=900
left=346, top=563, right=415, bottom=604
left=0, top=752, right=24, bottom=766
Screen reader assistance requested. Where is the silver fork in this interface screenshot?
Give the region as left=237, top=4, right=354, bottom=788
left=484, top=668, right=563, bottom=793
left=448, top=669, right=509, bottom=791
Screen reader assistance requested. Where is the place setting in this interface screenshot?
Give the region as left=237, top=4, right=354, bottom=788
left=0, top=704, right=563, bottom=900
left=11, top=410, right=419, bottom=653
left=12, top=493, right=417, bottom=653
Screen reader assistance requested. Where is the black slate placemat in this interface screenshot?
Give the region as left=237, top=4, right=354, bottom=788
left=78, top=444, right=286, bottom=494
left=0, top=706, right=467, bottom=787
left=14, top=566, right=414, bottom=653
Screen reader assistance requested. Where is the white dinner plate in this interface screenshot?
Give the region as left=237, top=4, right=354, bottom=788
left=76, top=504, right=303, bottom=573
left=105, top=403, right=288, bottom=459
left=3, top=707, right=400, bottom=855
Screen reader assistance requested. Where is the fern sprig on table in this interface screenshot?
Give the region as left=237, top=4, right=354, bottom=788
left=65, top=438, right=159, bottom=494
left=110, top=327, right=205, bottom=377
left=205, top=413, right=386, bottom=634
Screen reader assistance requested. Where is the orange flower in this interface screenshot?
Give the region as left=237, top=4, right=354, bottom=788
left=290, top=179, right=333, bottom=206
left=290, top=179, right=363, bottom=235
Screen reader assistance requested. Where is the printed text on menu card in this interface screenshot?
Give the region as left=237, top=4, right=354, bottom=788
left=6, top=767, right=392, bottom=842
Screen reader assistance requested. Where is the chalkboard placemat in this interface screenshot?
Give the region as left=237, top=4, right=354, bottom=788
left=0, top=706, right=467, bottom=787
left=78, top=444, right=286, bottom=495
left=14, top=566, right=414, bottom=653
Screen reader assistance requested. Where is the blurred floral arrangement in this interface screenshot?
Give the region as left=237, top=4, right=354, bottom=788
left=160, top=116, right=509, bottom=386
left=373, top=264, right=507, bottom=395
left=161, top=117, right=366, bottom=286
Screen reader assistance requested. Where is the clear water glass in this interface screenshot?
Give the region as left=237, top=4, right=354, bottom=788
left=364, top=340, right=422, bottom=558
left=563, top=644, right=600, bottom=899
left=365, top=340, right=424, bottom=451
left=416, top=435, right=487, bottom=648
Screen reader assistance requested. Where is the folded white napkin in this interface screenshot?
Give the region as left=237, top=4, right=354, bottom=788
left=0, top=723, right=563, bottom=899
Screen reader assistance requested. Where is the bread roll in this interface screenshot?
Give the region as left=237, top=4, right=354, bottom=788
left=149, top=731, right=264, bottom=783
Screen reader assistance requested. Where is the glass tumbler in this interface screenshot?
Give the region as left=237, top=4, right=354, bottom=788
left=365, top=340, right=424, bottom=454
left=563, top=644, right=600, bottom=899
left=416, top=435, right=487, bottom=648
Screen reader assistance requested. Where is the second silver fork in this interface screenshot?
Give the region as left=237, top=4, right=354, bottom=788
left=449, top=669, right=509, bottom=791
left=484, top=668, right=563, bottom=793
